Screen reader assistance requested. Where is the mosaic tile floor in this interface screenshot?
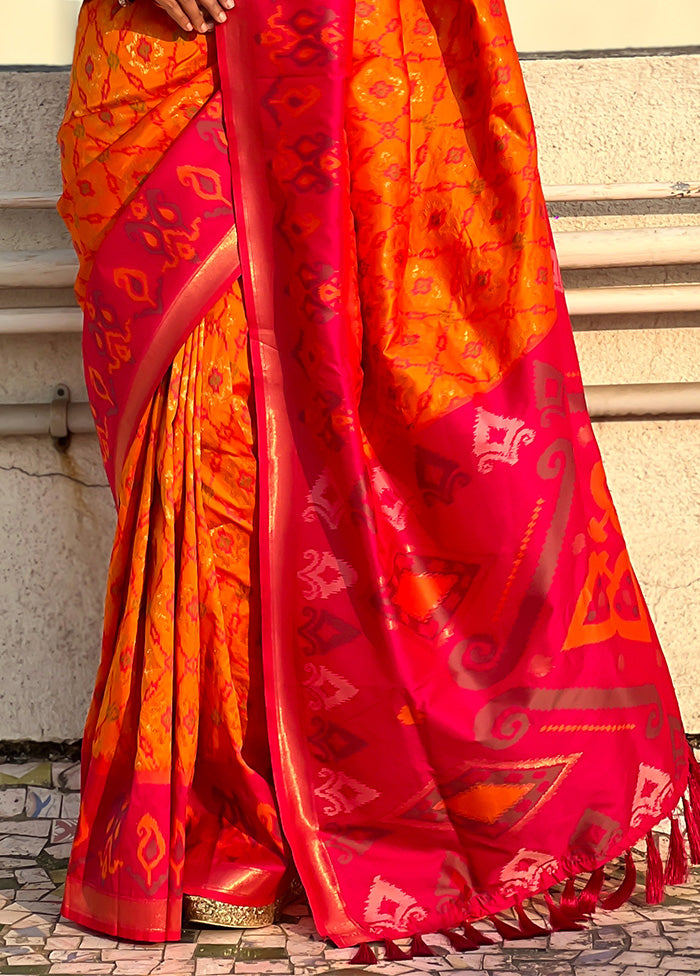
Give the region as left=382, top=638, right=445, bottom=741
left=2, top=762, right=700, bottom=975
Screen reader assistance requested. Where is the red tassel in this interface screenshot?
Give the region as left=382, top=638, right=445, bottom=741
left=490, top=914, right=529, bottom=941
left=689, top=749, right=700, bottom=789
left=409, top=934, right=435, bottom=957
left=560, top=877, right=578, bottom=909
left=665, top=815, right=689, bottom=885
left=577, top=867, right=606, bottom=916
left=384, top=939, right=411, bottom=961
left=600, top=850, right=636, bottom=911
left=462, top=922, right=495, bottom=946
left=514, top=902, right=549, bottom=937
left=645, top=831, right=665, bottom=905
left=544, top=891, right=586, bottom=932
left=683, top=795, right=700, bottom=864
left=440, top=929, right=479, bottom=951
left=687, top=752, right=700, bottom=842
left=350, top=943, right=377, bottom=964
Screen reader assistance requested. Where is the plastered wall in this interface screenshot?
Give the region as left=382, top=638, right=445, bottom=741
left=3, top=0, right=700, bottom=65
left=0, top=52, right=699, bottom=740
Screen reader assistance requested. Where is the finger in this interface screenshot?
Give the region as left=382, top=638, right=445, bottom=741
left=179, top=0, right=216, bottom=32
left=155, top=0, right=194, bottom=31
left=198, top=0, right=235, bottom=23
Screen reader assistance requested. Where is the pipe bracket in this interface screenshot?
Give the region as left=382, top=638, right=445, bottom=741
left=49, top=385, right=70, bottom=449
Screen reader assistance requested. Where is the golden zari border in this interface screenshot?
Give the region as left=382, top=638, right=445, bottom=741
left=113, top=226, right=241, bottom=491
left=183, top=894, right=279, bottom=929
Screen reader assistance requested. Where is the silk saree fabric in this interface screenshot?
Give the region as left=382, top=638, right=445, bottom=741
left=58, top=0, right=694, bottom=948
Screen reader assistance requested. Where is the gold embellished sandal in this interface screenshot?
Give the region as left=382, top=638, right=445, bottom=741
left=183, top=894, right=281, bottom=929
left=183, top=877, right=304, bottom=929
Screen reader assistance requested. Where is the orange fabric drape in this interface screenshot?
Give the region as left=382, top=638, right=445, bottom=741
left=66, top=277, right=290, bottom=938
left=59, top=0, right=690, bottom=948
left=59, top=4, right=289, bottom=937
left=58, top=2, right=216, bottom=299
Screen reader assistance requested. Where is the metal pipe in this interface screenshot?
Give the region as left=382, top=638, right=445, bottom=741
left=566, top=283, right=700, bottom=317
left=0, top=192, right=59, bottom=209
left=0, top=401, right=94, bottom=437
left=0, top=307, right=82, bottom=335
left=2, top=182, right=699, bottom=209
left=0, top=249, right=78, bottom=289
left=3, top=226, right=700, bottom=292
left=555, top=226, right=700, bottom=269
left=2, top=283, right=700, bottom=337
left=543, top=181, right=700, bottom=202
left=0, top=384, right=699, bottom=438
left=586, top=382, right=700, bottom=418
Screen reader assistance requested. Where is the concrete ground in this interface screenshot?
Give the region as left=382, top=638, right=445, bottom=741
left=1, top=761, right=700, bottom=976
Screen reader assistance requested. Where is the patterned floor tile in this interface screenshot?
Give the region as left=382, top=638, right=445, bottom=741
left=0, top=822, right=51, bottom=839
left=0, top=762, right=700, bottom=975
left=53, top=767, right=80, bottom=794
left=0, top=838, right=46, bottom=858
left=43, top=938, right=81, bottom=951
left=43, top=844, right=73, bottom=861
left=152, top=965, right=196, bottom=975
left=195, top=946, right=241, bottom=960
left=50, top=821, right=77, bottom=846
left=0, top=795, right=26, bottom=820
left=195, top=960, right=236, bottom=974
left=197, top=932, right=245, bottom=946
left=47, top=964, right=114, bottom=974
left=25, top=791, right=62, bottom=821
left=59, top=796, right=80, bottom=821
left=0, top=764, right=52, bottom=788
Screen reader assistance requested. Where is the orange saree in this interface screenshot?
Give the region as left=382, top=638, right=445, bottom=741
left=59, top=7, right=288, bottom=936
left=58, top=0, right=698, bottom=953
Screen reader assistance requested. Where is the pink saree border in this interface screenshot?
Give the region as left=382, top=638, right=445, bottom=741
left=217, top=13, right=364, bottom=947
left=215, top=1, right=691, bottom=945
left=112, top=225, right=240, bottom=485
left=81, top=95, right=241, bottom=496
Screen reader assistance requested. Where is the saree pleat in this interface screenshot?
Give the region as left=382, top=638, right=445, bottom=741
left=59, top=0, right=692, bottom=948
left=65, top=276, right=288, bottom=936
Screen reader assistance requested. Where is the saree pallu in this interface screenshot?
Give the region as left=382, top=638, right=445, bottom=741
left=58, top=0, right=695, bottom=947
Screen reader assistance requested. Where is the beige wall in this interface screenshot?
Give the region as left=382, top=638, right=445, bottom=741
left=0, top=52, right=699, bottom=737
left=0, top=1, right=82, bottom=66
left=523, top=54, right=700, bottom=728
left=2, top=0, right=700, bottom=65
left=510, top=0, right=700, bottom=53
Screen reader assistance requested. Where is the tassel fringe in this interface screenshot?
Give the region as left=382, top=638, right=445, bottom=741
left=490, top=913, right=531, bottom=941
left=349, top=758, right=700, bottom=963
left=601, top=849, right=636, bottom=911
left=684, top=751, right=700, bottom=864
left=683, top=794, right=700, bottom=864
left=687, top=751, right=700, bottom=859
left=544, top=891, right=586, bottom=932
left=689, top=749, right=700, bottom=797
left=462, top=922, right=495, bottom=946
left=514, top=902, right=549, bottom=937
left=578, top=866, right=606, bottom=916
left=665, top=815, right=689, bottom=885
left=350, top=943, right=377, bottom=964
left=410, top=934, right=435, bottom=957
left=559, top=877, right=578, bottom=909
left=384, top=939, right=411, bottom=960
left=440, top=929, right=479, bottom=951
left=645, top=831, right=665, bottom=904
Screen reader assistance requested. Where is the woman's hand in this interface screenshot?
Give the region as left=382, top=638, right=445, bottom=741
left=154, top=0, right=236, bottom=33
